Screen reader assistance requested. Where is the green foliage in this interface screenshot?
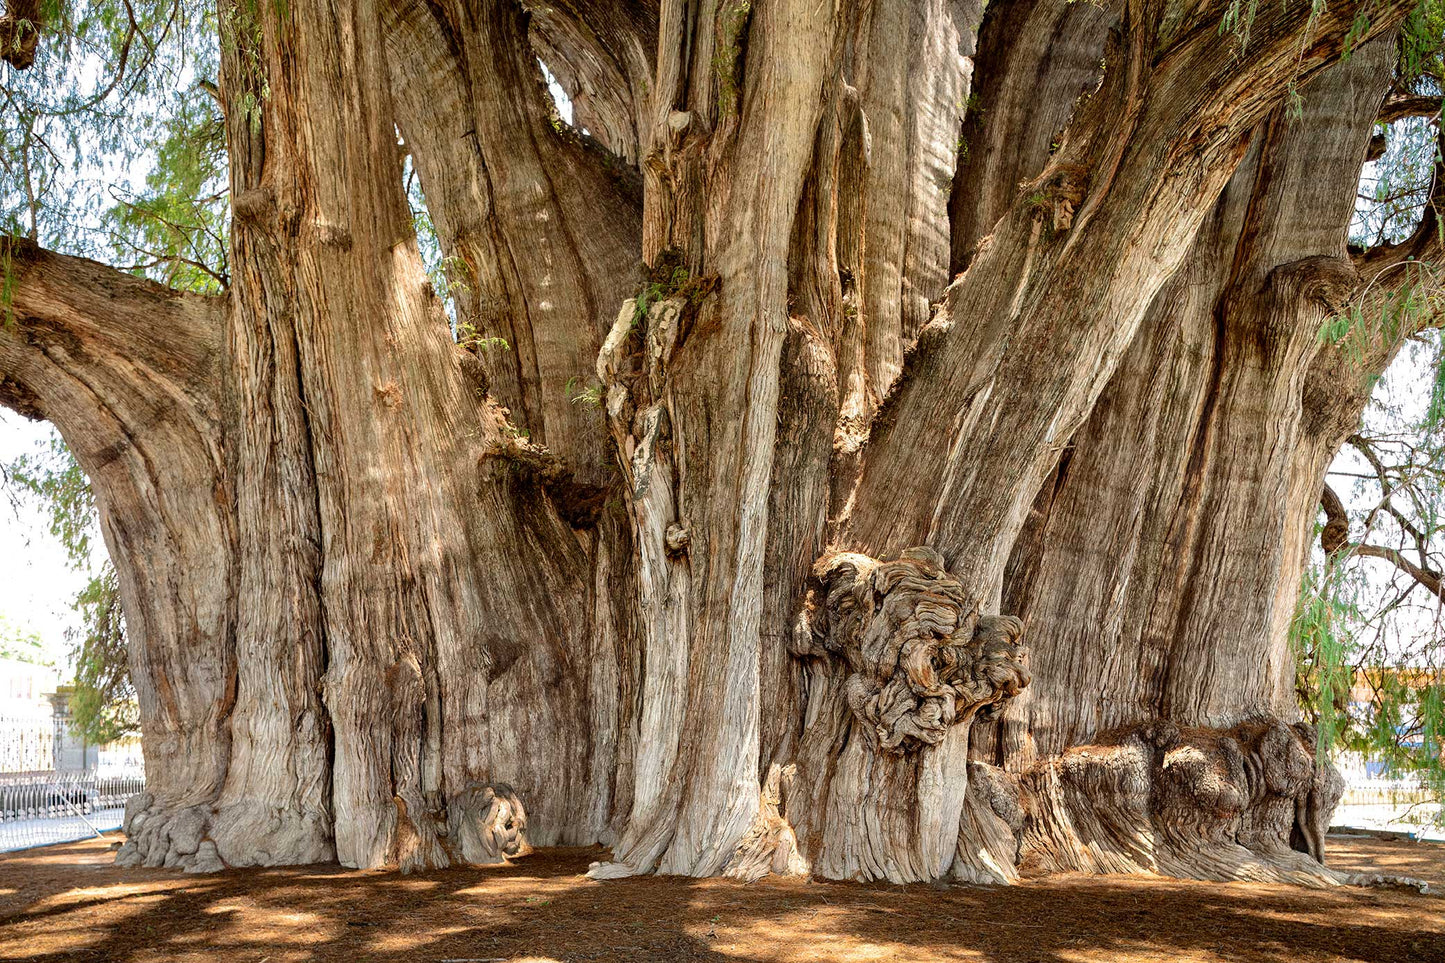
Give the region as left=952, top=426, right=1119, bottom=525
left=565, top=376, right=602, bottom=408
left=2, top=1, right=215, bottom=234
left=219, top=0, right=269, bottom=135
left=1, top=238, right=16, bottom=327
left=1399, top=0, right=1445, bottom=86
left=105, top=93, right=229, bottom=291
left=1306, top=73, right=1445, bottom=813
left=1354, top=120, right=1442, bottom=249
left=67, top=568, right=136, bottom=746
left=0, top=615, right=50, bottom=665
left=1291, top=563, right=1360, bottom=762
left=1218, top=0, right=1262, bottom=51
left=1293, top=554, right=1444, bottom=822
left=5, top=430, right=98, bottom=568
left=1320, top=262, right=1444, bottom=371
left=1, top=1, right=229, bottom=294
left=631, top=249, right=716, bottom=329
left=1297, top=309, right=1445, bottom=822
left=456, top=319, right=510, bottom=353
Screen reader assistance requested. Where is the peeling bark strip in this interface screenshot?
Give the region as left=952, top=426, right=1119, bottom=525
left=0, top=0, right=1430, bottom=887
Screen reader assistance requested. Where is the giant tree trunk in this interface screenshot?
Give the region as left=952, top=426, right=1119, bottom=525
left=0, top=0, right=1429, bottom=885
left=957, top=35, right=1430, bottom=885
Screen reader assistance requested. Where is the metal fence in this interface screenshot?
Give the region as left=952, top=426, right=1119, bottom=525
left=0, top=770, right=145, bottom=852
left=0, top=715, right=55, bottom=773
left=1341, top=774, right=1433, bottom=806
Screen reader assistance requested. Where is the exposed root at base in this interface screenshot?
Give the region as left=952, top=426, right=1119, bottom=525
left=114, top=795, right=226, bottom=873
left=722, top=764, right=809, bottom=881
left=116, top=782, right=532, bottom=874
left=959, top=717, right=1435, bottom=894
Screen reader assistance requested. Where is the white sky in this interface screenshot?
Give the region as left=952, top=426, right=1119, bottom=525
left=0, top=412, right=90, bottom=668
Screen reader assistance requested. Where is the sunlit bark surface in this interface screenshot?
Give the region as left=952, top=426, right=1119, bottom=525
left=0, top=0, right=1434, bottom=888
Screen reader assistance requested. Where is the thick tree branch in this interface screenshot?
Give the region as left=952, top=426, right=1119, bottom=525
left=0, top=237, right=235, bottom=848
left=849, top=0, right=1413, bottom=574
left=1378, top=93, right=1441, bottom=125
left=381, top=0, right=640, bottom=487
left=1352, top=541, right=1444, bottom=597
left=524, top=0, right=658, bottom=163
left=0, top=237, right=224, bottom=427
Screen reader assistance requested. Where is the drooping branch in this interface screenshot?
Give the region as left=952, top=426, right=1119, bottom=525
left=0, top=237, right=236, bottom=873
left=1378, top=92, right=1441, bottom=124
left=1321, top=480, right=1444, bottom=598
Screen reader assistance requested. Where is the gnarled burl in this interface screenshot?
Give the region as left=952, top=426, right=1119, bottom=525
left=793, top=547, right=1031, bottom=751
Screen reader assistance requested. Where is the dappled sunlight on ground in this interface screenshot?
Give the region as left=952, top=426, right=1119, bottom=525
left=0, top=835, right=1440, bottom=962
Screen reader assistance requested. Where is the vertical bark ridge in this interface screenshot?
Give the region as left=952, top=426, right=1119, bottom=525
left=215, top=0, right=603, bottom=869
left=947, top=0, right=1114, bottom=275
left=988, top=39, right=1393, bottom=771
left=384, top=0, right=642, bottom=491
left=853, top=0, right=980, bottom=400
left=383, top=0, right=643, bottom=848
left=593, top=0, right=844, bottom=879
left=847, top=0, right=1409, bottom=585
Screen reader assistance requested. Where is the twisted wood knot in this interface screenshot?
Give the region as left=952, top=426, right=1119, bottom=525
left=1270, top=255, right=1358, bottom=313
left=231, top=188, right=275, bottom=223
left=447, top=782, right=530, bottom=865
left=795, top=546, right=1030, bottom=752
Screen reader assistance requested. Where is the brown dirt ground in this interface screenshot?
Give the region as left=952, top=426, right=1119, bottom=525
left=0, top=834, right=1441, bottom=963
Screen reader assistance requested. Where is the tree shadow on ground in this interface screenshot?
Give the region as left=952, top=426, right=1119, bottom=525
left=0, top=837, right=1440, bottom=963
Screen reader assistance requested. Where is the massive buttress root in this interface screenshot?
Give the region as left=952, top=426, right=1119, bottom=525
left=958, top=719, right=1430, bottom=892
